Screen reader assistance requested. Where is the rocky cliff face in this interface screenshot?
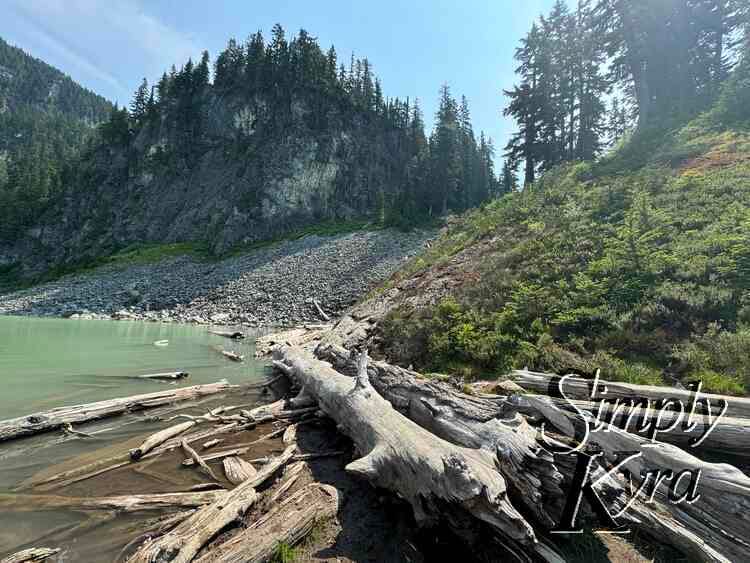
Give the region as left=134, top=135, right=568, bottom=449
left=5, top=87, right=412, bottom=276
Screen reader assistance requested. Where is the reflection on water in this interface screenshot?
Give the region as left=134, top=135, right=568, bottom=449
left=0, top=316, right=273, bottom=560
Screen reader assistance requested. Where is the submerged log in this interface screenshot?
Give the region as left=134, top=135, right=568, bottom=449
left=127, top=444, right=297, bottom=563
left=131, top=421, right=197, bottom=461
left=208, top=330, right=245, bottom=340
left=0, top=548, right=61, bottom=563
left=512, top=368, right=750, bottom=420
left=132, top=372, right=189, bottom=381
left=317, top=342, right=565, bottom=528
left=194, top=484, right=339, bottom=563
left=0, top=490, right=223, bottom=513
left=277, top=346, right=560, bottom=562
left=0, top=381, right=235, bottom=442
left=220, top=350, right=244, bottom=363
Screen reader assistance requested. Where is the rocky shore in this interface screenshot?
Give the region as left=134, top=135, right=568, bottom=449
left=0, top=229, right=432, bottom=327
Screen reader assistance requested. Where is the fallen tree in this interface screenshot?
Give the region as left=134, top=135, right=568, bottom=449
left=512, top=369, right=750, bottom=420
left=0, top=381, right=236, bottom=442
left=276, top=346, right=563, bottom=563
left=311, top=340, right=745, bottom=562
left=524, top=395, right=750, bottom=562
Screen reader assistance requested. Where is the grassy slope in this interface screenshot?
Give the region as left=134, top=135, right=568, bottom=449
left=380, top=112, right=750, bottom=394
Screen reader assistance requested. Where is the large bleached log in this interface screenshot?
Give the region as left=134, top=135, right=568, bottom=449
left=512, top=368, right=750, bottom=419
left=194, top=484, right=339, bottom=563
left=317, top=342, right=565, bottom=528
left=0, top=490, right=224, bottom=513
left=526, top=395, right=750, bottom=562
left=127, top=444, right=297, bottom=563
left=277, top=346, right=561, bottom=562
left=0, top=381, right=236, bottom=442
left=316, top=342, right=747, bottom=562
left=518, top=394, right=750, bottom=456
left=0, top=548, right=61, bottom=563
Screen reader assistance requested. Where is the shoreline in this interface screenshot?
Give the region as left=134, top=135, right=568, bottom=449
left=0, top=229, right=432, bottom=328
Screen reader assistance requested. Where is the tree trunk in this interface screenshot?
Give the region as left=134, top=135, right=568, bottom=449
left=0, top=381, right=235, bottom=442
left=276, top=346, right=562, bottom=563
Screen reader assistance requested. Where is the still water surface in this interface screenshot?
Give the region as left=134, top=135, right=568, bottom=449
left=0, top=315, right=272, bottom=560
left=0, top=316, right=268, bottom=419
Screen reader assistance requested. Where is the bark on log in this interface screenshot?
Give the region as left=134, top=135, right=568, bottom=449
left=315, top=342, right=745, bottom=562
left=517, top=394, right=750, bottom=456
left=317, top=342, right=565, bottom=528
left=282, top=424, right=297, bottom=444
left=276, top=346, right=560, bottom=562
left=0, top=381, right=235, bottom=442
left=222, top=456, right=257, bottom=486
left=0, top=548, right=61, bottom=563
left=512, top=368, right=750, bottom=420
left=526, top=395, right=750, bottom=562
left=0, top=491, right=223, bottom=513
left=194, top=484, right=339, bottom=563
left=127, top=444, right=297, bottom=563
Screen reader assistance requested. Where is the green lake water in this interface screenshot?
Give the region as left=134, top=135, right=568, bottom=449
left=0, top=315, right=274, bottom=560
left=0, top=316, right=269, bottom=419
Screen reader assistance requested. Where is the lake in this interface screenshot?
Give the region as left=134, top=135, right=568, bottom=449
left=0, top=315, right=273, bottom=560
left=0, top=315, right=269, bottom=419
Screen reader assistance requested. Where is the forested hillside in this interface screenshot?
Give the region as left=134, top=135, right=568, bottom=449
left=0, top=38, right=112, bottom=241
left=377, top=0, right=750, bottom=395
left=0, top=25, right=501, bottom=278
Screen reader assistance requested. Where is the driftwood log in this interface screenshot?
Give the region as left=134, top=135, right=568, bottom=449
left=0, top=381, right=235, bottom=442
left=276, top=346, right=562, bottom=563
left=0, top=548, right=61, bottom=563
left=130, top=372, right=189, bottom=381
left=0, top=490, right=224, bottom=513
left=194, top=484, right=339, bottom=563
left=127, top=444, right=297, bottom=563
left=316, top=342, right=565, bottom=528
left=517, top=394, right=750, bottom=456
left=208, top=330, right=245, bottom=340
left=512, top=369, right=750, bottom=420
left=222, top=456, right=257, bottom=485
left=525, top=395, right=750, bottom=562
left=313, top=340, right=747, bottom=562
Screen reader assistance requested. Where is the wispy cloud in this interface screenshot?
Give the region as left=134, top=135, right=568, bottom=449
left=5, top=0, right=201, bottom=103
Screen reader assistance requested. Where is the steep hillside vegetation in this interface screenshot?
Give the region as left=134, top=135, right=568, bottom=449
left=377, top=70, right=750, bottom=395
left=0, top=37, right=112, bottom=240
left=0, top=26, right=499, bottom=279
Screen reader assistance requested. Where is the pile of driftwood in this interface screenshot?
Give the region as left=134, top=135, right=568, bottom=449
left=255, top=304, right=750, bottom=562
left=4, top=309, right=750, bottom=562
left=0, top=376, right=343, bottom=563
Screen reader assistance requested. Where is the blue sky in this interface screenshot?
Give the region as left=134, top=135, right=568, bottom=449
left=2, top=0, right=565, bottom=162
